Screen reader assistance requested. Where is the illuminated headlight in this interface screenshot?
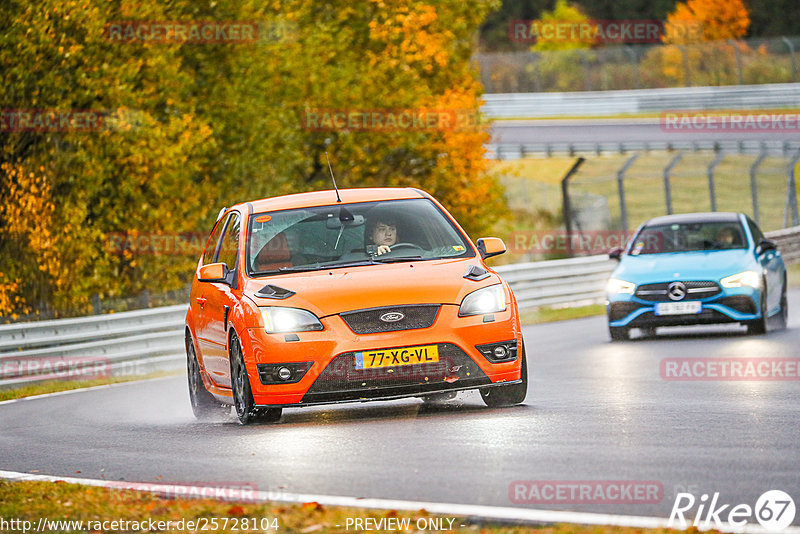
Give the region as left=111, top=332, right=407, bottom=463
left=459, top=284, right=506, bottom=317
left=260, top=307, right=323, bottom=333
left=721, top=271, right=762, bottom=289
left=606, top=278, right=635, bottom=295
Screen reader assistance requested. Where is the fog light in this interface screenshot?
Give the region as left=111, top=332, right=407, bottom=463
left=493, top=346, right=508, bottom=359
left=277, top=367, right=292, bottom=381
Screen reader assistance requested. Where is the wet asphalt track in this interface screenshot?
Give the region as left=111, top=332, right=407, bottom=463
left=1, top=289, right=799, bottom=522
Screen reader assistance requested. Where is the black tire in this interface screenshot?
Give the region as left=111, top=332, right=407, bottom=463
left=480, top=342, right=527, bottom=408
left=609, top=325, right=629, bottom=341
left=747, top=285, right=768, bottom=335
left=186, top=332, right=228, bottom=420
left=230, top=332, right=282, bottom=425
left=776, top=275, right=788, bottom=330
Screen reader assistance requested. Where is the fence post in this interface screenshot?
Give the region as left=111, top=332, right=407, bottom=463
left=624, top=46, right=641, bottom=89
left=707, top=152, right=724, bottom=211
left=784, top=150, right=800, bottom=228
left=616, top=154, right=639, bottom=233
left=664, top=153, right=683, bottom=215
left=750, top=151, right=766, bottom=225
left=678, top=45, right=691, bottom=87
left=582, top=51, right=592, bottom=91
left=782, top=37, right=797, bottom=83
left=561, top=157, right=586, bottom=257
left=728, top=40, right=743, bottom=84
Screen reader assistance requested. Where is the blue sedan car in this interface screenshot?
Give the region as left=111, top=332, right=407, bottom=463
left=606, top=212, right=788, bottom=340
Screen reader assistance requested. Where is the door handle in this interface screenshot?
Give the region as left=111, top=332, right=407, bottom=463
left=196, top=297, right=207, bottom=308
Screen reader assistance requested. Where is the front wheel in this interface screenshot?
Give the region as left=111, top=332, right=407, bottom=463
left=747, top=287, right=768, bottom=335
left=776, top=276, right=788, bottom=330
left=480, top=342, right=527, bottom=408
left=609, top=325, right=629, bottom=341
left=230, top=332, right=282, bottom=425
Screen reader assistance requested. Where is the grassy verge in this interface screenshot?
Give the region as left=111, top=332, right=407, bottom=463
left=0, top=371, right=181, bottom=402
left=520, top=304, right=605, bottom=325
left=491, top=154, right=797, bottom=235
left=0, top=480, right=692, bottom=534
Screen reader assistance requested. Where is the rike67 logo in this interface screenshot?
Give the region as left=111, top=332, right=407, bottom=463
left=669, top=490, right=796, bottom=531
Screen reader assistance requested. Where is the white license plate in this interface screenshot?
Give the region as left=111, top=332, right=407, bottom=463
left=655, top=301, right=702, bottom=315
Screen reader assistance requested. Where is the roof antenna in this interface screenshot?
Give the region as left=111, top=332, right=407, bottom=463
left=325, top=151, right=342, bottom=203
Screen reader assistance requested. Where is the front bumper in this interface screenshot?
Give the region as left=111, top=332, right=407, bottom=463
left=238, top=304, right=522, bottom=406
left=607, top=285, right=762, bottom=328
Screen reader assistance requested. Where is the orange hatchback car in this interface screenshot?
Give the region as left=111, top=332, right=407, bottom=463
left=185, top=188, right=527, bottom=424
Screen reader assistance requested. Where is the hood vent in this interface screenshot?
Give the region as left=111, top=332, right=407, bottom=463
left=256, top=284, right=295, bottom=299
left=463, top=265, right=490, bottom=281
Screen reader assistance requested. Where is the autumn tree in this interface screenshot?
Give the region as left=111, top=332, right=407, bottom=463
left=1, top=0, right=505, bottom=317
left=646, top=0, right=751, bottom=86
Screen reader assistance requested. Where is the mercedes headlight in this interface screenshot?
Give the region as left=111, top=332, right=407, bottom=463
left=606, top=278, right=635, bottom=295
left=459, top=284, right=507, bottom=317
left=721, top=271, right=762, bottom=289
left=260, top=307, right=323, bottom=333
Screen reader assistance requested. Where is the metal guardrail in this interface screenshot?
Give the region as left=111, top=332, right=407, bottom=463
left=495, top=255, right=616, bottom=309
left=1, top=226, right=797, bottom=388
left=487, top=139, right=800, bottom=159
left=496, top=225, right=800, bottom=312
left=482, top=83, right=800, bottom=118
left=0, top=305, right=186, bottom=389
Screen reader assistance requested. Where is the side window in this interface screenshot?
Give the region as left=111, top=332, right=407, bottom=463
left=201, top=216, right=227, bottom=265
left=746, top=217, right=764, bottom=245
left=217, top=213, right=241, bottom=270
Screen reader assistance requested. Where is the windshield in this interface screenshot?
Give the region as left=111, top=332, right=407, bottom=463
left=246, top=198, right=474, bottom=275
left=629, top=220, right=748, bottom=255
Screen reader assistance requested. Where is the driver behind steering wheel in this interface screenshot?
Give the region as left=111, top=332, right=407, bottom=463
left=366, top=215, right=398, bottom=256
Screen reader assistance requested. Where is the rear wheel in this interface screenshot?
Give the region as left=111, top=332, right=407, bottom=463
left=480, top=342, right=527, bottom=408
left=609, top=325, right=629, bottom=341
left=186, top=333, right=228, bottom=420
left=230, top=332, right=282, bottom=425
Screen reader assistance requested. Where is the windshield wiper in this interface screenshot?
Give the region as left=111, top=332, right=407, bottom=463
left=372, top=255, right=423, bottom=263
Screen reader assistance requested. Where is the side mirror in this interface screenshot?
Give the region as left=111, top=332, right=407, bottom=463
left=476, top=237, right=506, bottom=259
left=756, top=238, right=777, bottom=255
left=609, top=247, right=623, bottom=261
left=198, top=262, right=231, bottom=284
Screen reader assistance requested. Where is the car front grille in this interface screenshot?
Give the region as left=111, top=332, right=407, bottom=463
left=635, top=280, right=721, bottom=302
left=302, top=343, right=489, bottom=403
left=340, top=304, right=440, bottom=334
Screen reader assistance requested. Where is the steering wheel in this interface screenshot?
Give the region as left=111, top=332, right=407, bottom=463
left=388, top=243, right=424, bottom=253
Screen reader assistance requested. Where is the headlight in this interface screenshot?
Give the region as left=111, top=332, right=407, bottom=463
left=721, top=271, right=762, bottom=289
left=606, top=278, right=635, bottom=295
left=459, top=284, right=506, bottom=317
left=260, top=307, right=323, bottom=333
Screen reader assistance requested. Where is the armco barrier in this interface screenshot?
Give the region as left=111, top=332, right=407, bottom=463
left=482, top=83, right=800, bottom=119
left=1, top=225, right=797, bottom=388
